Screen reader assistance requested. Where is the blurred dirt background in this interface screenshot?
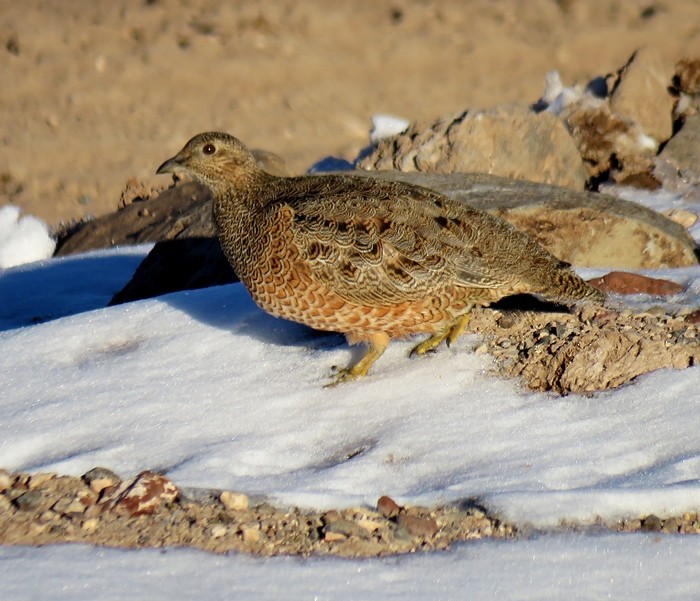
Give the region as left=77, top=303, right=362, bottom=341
left=3, top=0, right=700, bottom=227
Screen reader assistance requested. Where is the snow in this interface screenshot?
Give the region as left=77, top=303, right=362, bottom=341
left=0, top=205, right=56, bottom=269
left=3, top=533, right=700, bottom=600
left=1, top=189, right=700, bottom=599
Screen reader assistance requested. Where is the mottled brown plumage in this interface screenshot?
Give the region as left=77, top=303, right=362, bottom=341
left=157, top=132, right=604, bottom=384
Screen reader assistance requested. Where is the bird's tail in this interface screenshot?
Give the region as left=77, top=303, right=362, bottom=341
left=539, top=268, right=606, bottom=305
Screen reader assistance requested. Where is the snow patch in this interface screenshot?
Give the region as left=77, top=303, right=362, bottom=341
left=0, top=205, right=56, bottom=268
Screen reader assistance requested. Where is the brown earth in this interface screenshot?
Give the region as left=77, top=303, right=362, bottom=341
left=3, top=0, right=700, bottom=227
left=2, top=469, right=698, bottom=558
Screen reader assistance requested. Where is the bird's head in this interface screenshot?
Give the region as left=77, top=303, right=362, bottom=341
left=156, top=132, right=260, bottom=190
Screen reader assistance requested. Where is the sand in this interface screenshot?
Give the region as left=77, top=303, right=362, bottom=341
left=3, top=0, right=700, bottom=227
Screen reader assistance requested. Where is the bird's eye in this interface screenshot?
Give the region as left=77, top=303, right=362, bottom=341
left=203, top=143, right=216, bottom=155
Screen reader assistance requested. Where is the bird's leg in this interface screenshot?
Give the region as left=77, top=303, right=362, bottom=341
left=326, top=332, right=390, bottom=387
left=410, top=325, right=451, bottom=356
left=411, top=307, right=473, bottom=356
left=446, top=310, right=472, bottom=347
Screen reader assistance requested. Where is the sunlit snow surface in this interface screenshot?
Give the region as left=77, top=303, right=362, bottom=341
left=3, top=534, right=700, bottom=601
left=0, top=205, right=55, bottom=269
left=2, top=187, right=700, bottom=599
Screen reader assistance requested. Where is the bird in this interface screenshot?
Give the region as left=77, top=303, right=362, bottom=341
left=157, top=132, right=604, bottom=385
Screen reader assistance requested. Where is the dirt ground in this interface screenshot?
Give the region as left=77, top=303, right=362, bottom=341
left=3, top=0, right=700, bottom=227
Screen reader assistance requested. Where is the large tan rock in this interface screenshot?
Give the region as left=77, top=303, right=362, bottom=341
left=356, top=104, right=587, bottom=191
left=610, top=47, right=675, bottom=145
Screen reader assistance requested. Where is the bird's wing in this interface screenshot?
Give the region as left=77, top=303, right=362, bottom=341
left=275, top=175, right=515, bottom=307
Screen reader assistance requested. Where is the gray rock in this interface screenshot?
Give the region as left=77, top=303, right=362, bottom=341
left=109, top=237, right=237, bottom=305
left=82, top=467, right=122, bottom=494
left=656, top=113, right=700, bottom=184
left=12, top=490, right=43, bottom=511
left=56, top=182, right=213, bottom=256
left=356, top=104, right=587, bottom=191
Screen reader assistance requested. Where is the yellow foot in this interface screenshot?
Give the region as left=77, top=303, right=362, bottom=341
left=446, top=312, right=471, bottom=347
left=324, top=332, right=390, bottom=388
left=410, top=310, right=473, bottom=357
left=410, top=328, right=450, bottom=356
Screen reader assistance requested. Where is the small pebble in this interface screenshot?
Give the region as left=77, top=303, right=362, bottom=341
left=13, top=490, right=43, bottom=511
left=397, top=514, right=439, bottom=538
left=641, top=514, right=664, bottom=532
left=662, top=518, right=680, bottom=534
left=325, top=518, right=370, bottom=540
left=497, top=314, right=517, bottom=329
left=210, top=524, right=228, bottom=539
left=220, top=491, right=249, bottom=511
left=356, top=518, right=381, bottom=533
left=241, top=525, right=261, bottom=544
left=108, top=471, right=178, bottom=517
left=377, top=496, right=401, bottom=519
left=82, top=467, right=121, bottom=494
left=38, top=510, right=57, bottom=523
left=324, top=531, right=347, bottom=543
left=82, top=518, right=99, bottom=532
left=322, top=510, right=341, bottom=524
left=52, top=496, right=88, bottom=516
left=28, top=472, right=55, bottom=490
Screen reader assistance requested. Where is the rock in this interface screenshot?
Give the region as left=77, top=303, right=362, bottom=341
left=662, top=517, right=681, bottom=534
left=562, top=102, right=656, bottom=183
left=356, top=518, right=381, bottom=533
left=507, top=313, right=697, bottom=394
left=82, top=467, right=121, bottom=494
left=685, top=310, right=700, bottom=324
left=324, top=518, right=370, bottom=540
left=397, top=514, right=439, bottom=538
left=240, top=524, right=261, bottom=544
left=12, top=490, right=43, bottom=511
left=55, top=181, right=213, bottom=256
left=82, top=518, right=99, bottom=532
left=610, top=48, right=675, bottom=145
left=663, top=208, right=698, bottom=229
left=587, top=272, right=684, bottom=295
left=106, top=471, right=178, bottom=517
left=27, top=473, right=56, bottom=490
left=641, top=514, right=664, bottom=532
left=348, top=171, right=698, bottom=269
left=109, top=237, right=237, bottom=305
left=52, top=495, right=90, bottom=516
left=675, top=59, right=700, bottom=96
left=656, top=113, right=700, bottom=184
left=210, top=524, right=228, bottom=539
left=673, top=59, right=700, bottom=116
left=377, top=495, right=401, bottom=519
left=323, top=531, right=347, bottom=543
left=220, top=491, right=249, bottom=511
left=356, top=104, right=587, bottom=191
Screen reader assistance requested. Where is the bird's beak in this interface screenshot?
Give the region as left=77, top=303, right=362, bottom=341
left=156, top=153, right=186, bottom=176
